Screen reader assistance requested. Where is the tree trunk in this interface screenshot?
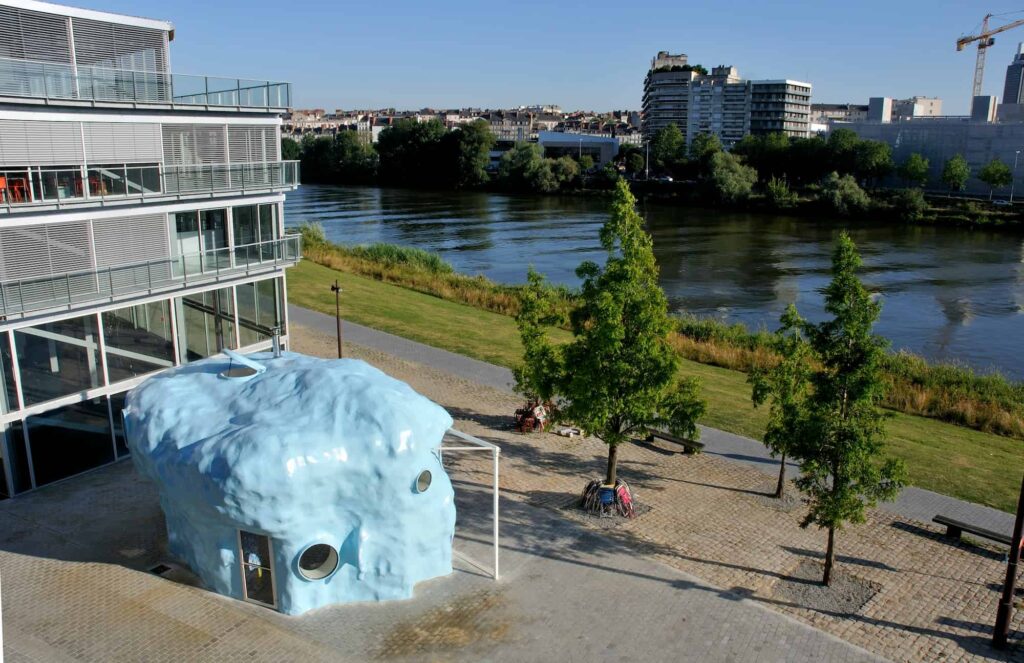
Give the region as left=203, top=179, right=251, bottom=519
left=774, top=453, right=786, bottom=498
left=605, top=443, right=618, bottom=486
left=823, top=526, right=836, bottom=586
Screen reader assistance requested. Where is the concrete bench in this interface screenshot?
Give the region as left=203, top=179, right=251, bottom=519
left=645, top=429, right=705, bottom=455
left=933, top=515, right=1012, bottom=546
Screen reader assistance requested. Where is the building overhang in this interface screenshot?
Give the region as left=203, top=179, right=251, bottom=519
left=1, top=0, right=173, bottom=34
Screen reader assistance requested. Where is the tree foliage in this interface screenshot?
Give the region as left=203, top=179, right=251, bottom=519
left=792, top=233, right=907, bottom=585
left=821, top=172, right=871, bottom=216
left=896, top=153, right=930, bottom=188
left=749, top=304, right=812, bottom=498
left=281, top=137, right=301, bottom=161
left=447, top=119, right=496, bottom=188
left=514, top=180, right=705, bottom=485
left=764, top=176, right=797, bottom=209
left=649, top=123, right=687, bottom=175
left=892, top=188, right=928, bottom=223
left=978, top=158, right=1013, bottom=199
left=940, top=154, right=971, bottom=195
left=707, top=152, right=756, bottom=203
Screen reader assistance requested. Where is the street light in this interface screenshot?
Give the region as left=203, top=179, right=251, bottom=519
left=331, top=279, right=343, bottom=358
left=1012, top=150, right=1021, bottom=204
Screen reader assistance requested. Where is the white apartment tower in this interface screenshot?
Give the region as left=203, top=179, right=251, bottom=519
left=0, top=0, right=300, bottom=498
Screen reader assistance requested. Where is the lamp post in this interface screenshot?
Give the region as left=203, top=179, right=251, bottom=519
left=1012, top=150, right=1021, bottom=205
left=331, top=279, right=343, bottom=358
left=645, top=140, right=650, bottom=181
left=993, top=472, right=1024, bottom=649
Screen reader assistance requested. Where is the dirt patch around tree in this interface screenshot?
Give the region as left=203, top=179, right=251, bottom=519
left=771, top=559, right=880, bottom=617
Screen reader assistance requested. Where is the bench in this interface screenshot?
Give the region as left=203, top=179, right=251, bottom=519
left=932, top=515, right=1013, bottom=546
left=645, top=429, right=705, bottom=455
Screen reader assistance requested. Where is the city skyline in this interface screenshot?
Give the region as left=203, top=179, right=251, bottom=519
left=67, top=0, right=1024, bottom=115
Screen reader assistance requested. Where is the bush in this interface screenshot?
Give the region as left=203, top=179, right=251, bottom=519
left=297, top=221, right=327, bottom=247
left=707, top=152, right=757, bottom=203
left=820, top=172, right=871, bottom=216
left=349, top=243, right=454, bottom=274
left=892, top=188, right=928, bottom=223
left=764, top=176, right=797, bottom=209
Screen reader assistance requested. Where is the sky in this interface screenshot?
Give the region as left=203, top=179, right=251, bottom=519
left=78, top=0, right=1024, bottom=115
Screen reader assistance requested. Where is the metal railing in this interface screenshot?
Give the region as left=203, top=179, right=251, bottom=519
left=0, top=161, right=300, bottom=212
left=0, top=56, right=291, bottom=108
left=0, top=235, right=301, bottom=318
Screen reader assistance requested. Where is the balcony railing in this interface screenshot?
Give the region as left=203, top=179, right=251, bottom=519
left=0, top=57, right=291, bottom=109
left=0, top=235, right=301, bottom=318
left=0, top=161, right=300, bottom=212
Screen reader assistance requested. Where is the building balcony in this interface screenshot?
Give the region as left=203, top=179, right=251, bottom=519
left=0, top=161, right=300, bottom=214
left=0, top=57, right=291, bottom=111
left=0, top=235, right=301, bottom=320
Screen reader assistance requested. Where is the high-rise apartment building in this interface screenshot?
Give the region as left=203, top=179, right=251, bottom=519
left=641, top=52, right=811, bottom=145
left=1003, top=43, right=1024, bottom=105
left=0, top=0, right=300, bottom=498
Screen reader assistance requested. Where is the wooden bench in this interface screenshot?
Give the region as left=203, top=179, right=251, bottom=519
left=933, top=515, right=1013, bottom=546
left=645, top=429, right=705, bottom=455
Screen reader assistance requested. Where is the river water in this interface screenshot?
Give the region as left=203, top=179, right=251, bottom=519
left=285, top=184, right=1024, bottom=379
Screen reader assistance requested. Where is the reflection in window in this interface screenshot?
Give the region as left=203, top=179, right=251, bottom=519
left=88, top=165, right=127, bottom=196
left=0, top=332, right=17, bottom=413
left=103, top=301, right=175, bottom=383
left=1, top=422, right=31, bottom=496
left=236, top=279, right=282, bottom=347
left=109, top=393, right=129, bottom=458
left=26, top=398, right=114, bottom=487
left=171, top=211, right=202, bottom=276
left=201, top=209, right=229, bottom=270
left=14, top=314, right=102, bottom=406
left=175, top=288, right=236, bottom=363
left=239, top=530, right=276, bottom=606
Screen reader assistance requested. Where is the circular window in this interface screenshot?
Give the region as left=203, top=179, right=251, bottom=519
left=220, top=366, right=258, bottom=380
left=415, top=469, right=432, bottom=493
left=297, top=544, right=338, bottom=580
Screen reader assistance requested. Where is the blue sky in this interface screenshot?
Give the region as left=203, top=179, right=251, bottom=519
left=82, top=0, right=1024, bottom=114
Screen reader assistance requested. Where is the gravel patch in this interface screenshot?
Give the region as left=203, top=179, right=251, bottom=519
left=771, top=559, right=880, bottom=617
left=753, top=490, right=803, bottom=513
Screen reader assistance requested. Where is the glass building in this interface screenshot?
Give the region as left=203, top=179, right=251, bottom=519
left=0, top=0, right=300, bottom=497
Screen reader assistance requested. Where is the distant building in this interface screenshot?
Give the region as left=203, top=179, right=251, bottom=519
left=866, top=97, right=943, bottom=123
left=537, top=131, right=619, bottom=166
left=641, top=51, right=811, bottom=146
left=810, top=103, right=869, bottom=125
left=971, top=96, right=998, bottom=123
left=1003, top=43, right=1024, bottom=105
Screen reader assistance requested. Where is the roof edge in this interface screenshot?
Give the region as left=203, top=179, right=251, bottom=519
left=2, top=0, right=174, bottom=33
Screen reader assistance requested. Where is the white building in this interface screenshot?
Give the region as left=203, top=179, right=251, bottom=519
left=0, top=0, right=300, bottom=498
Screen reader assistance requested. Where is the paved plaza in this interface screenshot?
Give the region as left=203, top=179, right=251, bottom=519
left=0, top=314, right=1021, bottom=662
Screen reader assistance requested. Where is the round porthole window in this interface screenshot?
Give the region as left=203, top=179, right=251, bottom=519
left=415, top=469, right=432, bottom=493
left=298, top=544, right=339, bottom=580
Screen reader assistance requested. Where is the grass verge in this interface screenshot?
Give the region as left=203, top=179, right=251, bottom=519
left=289, top=259, right=1022, bottom=513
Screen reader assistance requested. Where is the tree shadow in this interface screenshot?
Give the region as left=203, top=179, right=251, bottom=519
left=781, top=545, right=897, bottom=572
left=890, top=521, right=1007, bottom=562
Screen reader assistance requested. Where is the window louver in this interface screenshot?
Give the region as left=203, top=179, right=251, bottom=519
left=0, top=119, right=84, bottom=165
left=92, top=214, right=169, bottom=267
left=71, top=18, right=166, bottom=72
left=228, top=125, right=280, bottom=163
left=0, top=221, right=93, bottom=281
left=83, top=122, right=162, bottom=163
left=162, top=124, right=228, bottom=165
left=0, top=6, right=72, bottom=63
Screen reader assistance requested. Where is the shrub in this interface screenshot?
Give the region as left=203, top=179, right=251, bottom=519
left=707, top=152, right=757, bottom=203
left=892, top=188, right=928, bottom=223
left=820, top=172, right=870, bottom=216
left=764, top=176, right=797, bottom=209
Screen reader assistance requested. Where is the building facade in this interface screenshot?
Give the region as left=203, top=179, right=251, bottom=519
left=0, top=0, right=299, bottom=498
left=1003, top=43, right=1024, bottom=106
left=641, top=52, right=811, bottom=145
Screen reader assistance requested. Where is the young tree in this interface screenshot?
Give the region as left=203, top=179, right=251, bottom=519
left=689, top=131, right=723, bottom=171
left=793, top=233, right=907, bottom=585
left=515, top=180, right=705, bottom=498
left=896, top=153, right=930, bottom=188
left=764, top=176, right=797, bottom=209
left=979, top=158, right=1013, bottom=200
left=940, top=154, right=971, bottom=196
left=707, top=152, right=757, bottom=203
left=650, top=123, right=686, bottom=174
left=749, top=304, right=812, bottom=498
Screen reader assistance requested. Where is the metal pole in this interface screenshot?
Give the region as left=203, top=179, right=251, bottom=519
left=645, top=141, right=650, bottom=180
left=993, top=472, right=1024, bottom=649
left=493, top=447, right=500, bottom=580
left=331, top=279, right=343, bottom=358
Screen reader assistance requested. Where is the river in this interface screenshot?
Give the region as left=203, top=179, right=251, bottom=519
left=285, top=184, right=1024, bottom=379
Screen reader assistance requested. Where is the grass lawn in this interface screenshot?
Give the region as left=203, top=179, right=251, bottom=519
left=289, top=259, right=1023, bottom=513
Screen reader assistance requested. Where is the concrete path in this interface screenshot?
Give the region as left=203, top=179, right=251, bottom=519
left=288, top=305, right=1017, bottom=536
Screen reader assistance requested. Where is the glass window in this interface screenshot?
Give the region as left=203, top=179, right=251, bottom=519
left=2, top=421, right=31, bottom=496
left=14, top=314, right=103, bottom=406
left=37, top=167, right=84, bottom=201
left=239, top=530, right=275, bottom=606
left=201, top=209, right=229, bottom=270
left=126, top=164, right=161, bottom=195
left=175, top=288, right=236, bottom=363
left=88, top=165, right=128, bottom=197
left=171, top=212, right=202, bottom=276
left=236, top=279, right=282, bottom=347
left=26, top=398, right=114, bottom=487
left=259, top=204, right=278, bottom=260
left=232, top=205, right=259, bottom=265
left=102, top=301, right=175, bottom=383
left=109, top=393, right=129, bottom=458
left=0, top=168, right=32, bottom=204
left=0, top=332, right=17, bottom=414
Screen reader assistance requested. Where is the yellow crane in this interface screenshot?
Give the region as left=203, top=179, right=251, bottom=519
left=957, top=13, right=1024, bottom=107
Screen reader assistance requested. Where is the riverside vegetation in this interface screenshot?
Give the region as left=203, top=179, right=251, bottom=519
left=285, top=125, right=1023, bottom=229
left=293, top=221, right=1024, bottom=512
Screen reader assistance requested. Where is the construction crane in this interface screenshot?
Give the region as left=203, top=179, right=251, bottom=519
left=957, top=13, right=1024, bottom=107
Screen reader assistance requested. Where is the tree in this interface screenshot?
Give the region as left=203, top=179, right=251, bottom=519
left=892, top=188, right=928, bottom=223
left=514, top=180, right=705, bottom=501
left=940, top=154, right=971, bottom=196
left=764, top=176, right=797, bottom=209
left=332, top=130, right=377, bottom=182
left=707, top=152, right=756, bottom=203
left=826, top=128, right=860, bottom=175
left=820, top=172, right=871, bottom=216
left=649, top=123, right=686, bottom=174
left=281, top=137, right=301, bottom=161
left=375, top=118, right=448, bottom=186
left=626, top=152, right=646, bottom=176
left=689, top=131, right=722, bottom=172
left=793, top=233, right=907, bottom=585
left=446, top=119, right=495, bottom=188
left=552, top=155, right=580, bottom=187
left=853, top=140, right=893, bottom=185
left=978, top=158, right=1013, bottom=200
left=896, top=153, right=930, bottom=188
left=749, top=304, right=812, bottom=498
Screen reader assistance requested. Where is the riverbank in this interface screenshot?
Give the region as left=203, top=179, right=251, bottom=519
left=287, top=256, right=1022, bottom=512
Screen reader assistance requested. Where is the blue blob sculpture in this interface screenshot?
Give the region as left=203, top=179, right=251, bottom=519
left=124, top=351, right=456, bottom=615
